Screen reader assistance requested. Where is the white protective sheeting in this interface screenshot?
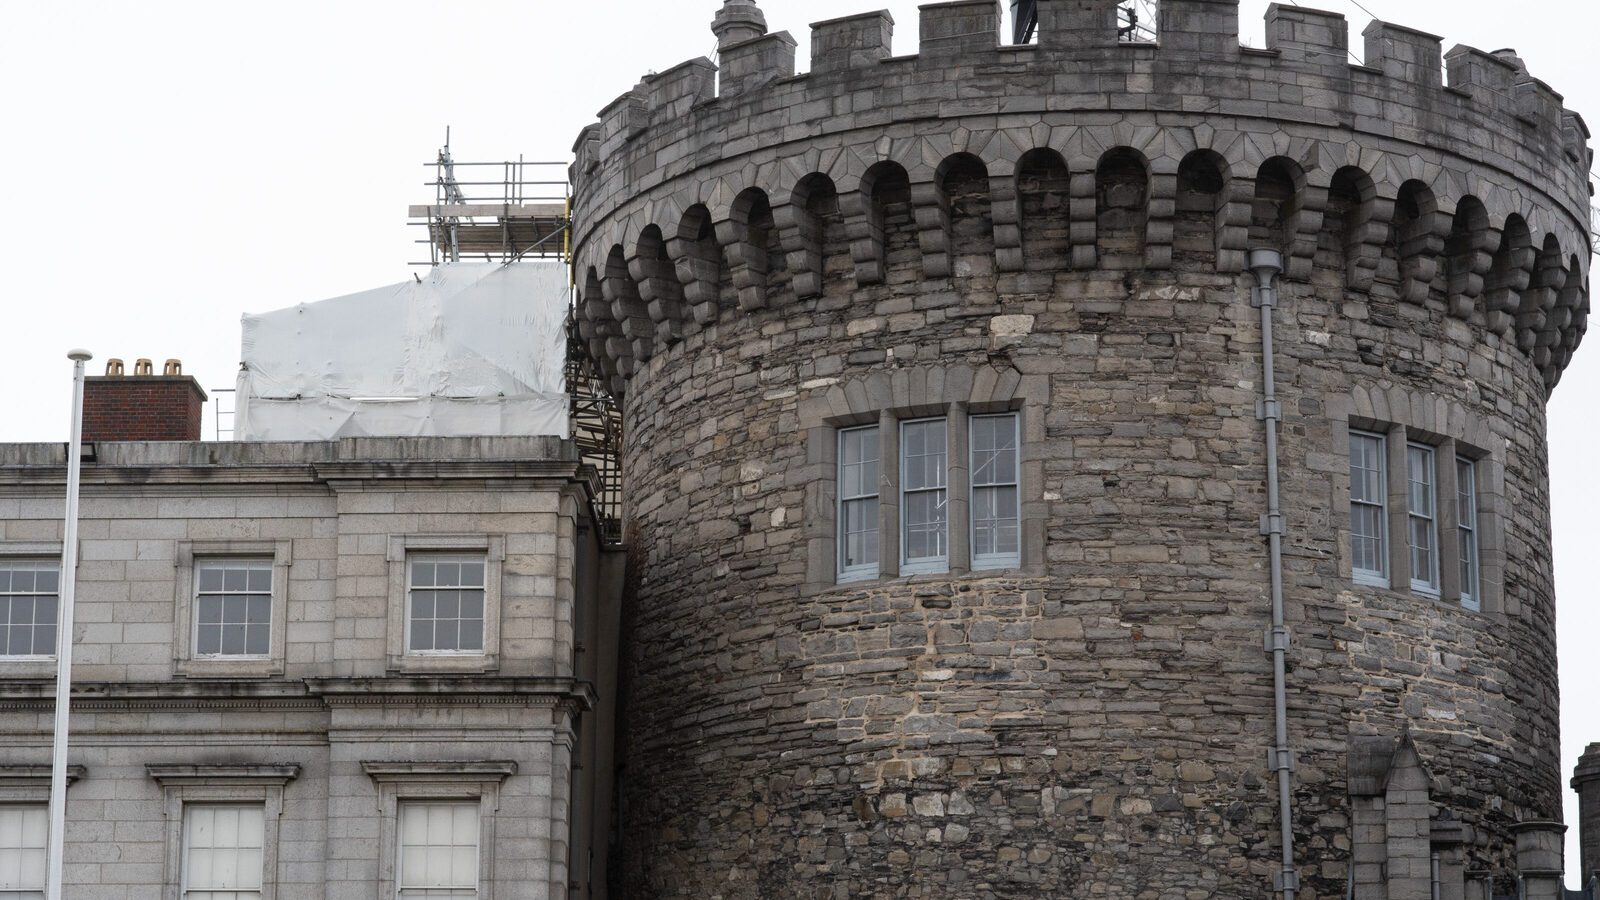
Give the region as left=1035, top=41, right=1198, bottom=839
left=235, top=261, right=569, bottom=440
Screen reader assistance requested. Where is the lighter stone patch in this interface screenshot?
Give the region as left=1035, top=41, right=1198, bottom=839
left=990, top=314, right=1036, bottom=336
left=1305, top=330, right=1332, bottom=346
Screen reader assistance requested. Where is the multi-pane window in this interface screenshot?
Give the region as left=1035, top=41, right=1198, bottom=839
left=1457, top=458, right=1479, bottom=611
left=900, top=419, right=949, bottom=573
left=970, top=414, right=1021, bottom=570
left=0, top=805, right=47, bottom=900
left=837, top=427, right=880, bottom=581
left=1406, top=444, right=1440, bottom=594
left=1348, top=432, right=1388, bottom=585
left=194, top=561, right=272, bottom=658
left=182, top=804, right=264, bottom=900
left=397, top=802, right=479, bottom=899
left=407, top=556, right=487, bottom=654
left=0, top=562, right=58, bottom=659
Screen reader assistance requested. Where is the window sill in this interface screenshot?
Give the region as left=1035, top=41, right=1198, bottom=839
left=387, top=653, right=499, bottom=675
left=817, top=564, right=1040, bottom=596
left=0, top=659, right=58, bottom=679
left=176, top=657, right=284, bottom=679
left=1347, top=577, right=1492, bottom=617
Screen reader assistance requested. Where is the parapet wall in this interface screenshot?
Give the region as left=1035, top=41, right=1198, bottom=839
left=572, top=0, right=1591, bottom=395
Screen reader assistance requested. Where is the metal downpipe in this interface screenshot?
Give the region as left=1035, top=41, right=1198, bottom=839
left=1249, top=248, right=1298, bottom=899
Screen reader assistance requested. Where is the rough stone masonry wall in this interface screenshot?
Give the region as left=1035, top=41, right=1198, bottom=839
left=571, top=1, right=1592, bottom=897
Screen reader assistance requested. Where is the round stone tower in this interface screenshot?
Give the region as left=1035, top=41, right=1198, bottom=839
left=569, top=1, right=1592, bottom=896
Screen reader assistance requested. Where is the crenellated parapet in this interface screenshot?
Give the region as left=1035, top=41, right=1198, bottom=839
left=570, top=0, right=1591, bottom=396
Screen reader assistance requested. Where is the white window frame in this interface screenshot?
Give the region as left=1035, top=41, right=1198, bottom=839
left=148, top=765, right=297, bottom=900
left=192, top=559, right=274, bottom=661
left=403, top=554, right=489, bottom=658
left=363, top=761, right=515, bottom=900
left=969, top=413, right=1021, bottom=571
left=836, top=426, right=881, bottom=583
left=899, top=417, right=950, bottom=576
left=0, top=559, right=59, bottom=662
left=173, top=542, right=291, bottom=679
left=396, top=801, right=480, bottom=899
left=181, top=803, right=265, bottom=900
left=1348, top=430, right=1389, bottom=587
left=1406, top=443, right=1441, bottom=595
left=0, top=803, right=47, bottom=899
left=1457, top=457, right=1480, bottom=611
left=385, top=536, right=503, bottom=674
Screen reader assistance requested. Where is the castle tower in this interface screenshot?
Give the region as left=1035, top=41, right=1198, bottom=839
left=569, top=1, right=1592, bottom=895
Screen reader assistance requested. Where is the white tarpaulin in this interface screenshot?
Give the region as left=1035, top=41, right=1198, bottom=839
left=235, top=261, right=569, bottom=440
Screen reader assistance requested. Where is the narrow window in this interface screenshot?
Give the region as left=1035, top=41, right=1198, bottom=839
left=837, top=426, right=880, bottom=582
left=398, top=801, right=479, bottom=899
left=182, top=804, right=265, bottom=900
left=1348, top=431, right=1388, bottom=586
left=407, top=556, right=487, bottom=654
left=1407, top=444, right=1440, bottom=594
left=0, top=805, right=47, bottom=899
left=900, top=418, right=949, bottom=574
left=0, top=562, right=58, bottom=658
left=1457, top=458, right=1479, bottom=611
left=194, top=560, right=272, bottom=658
left=970, top=413, right=1021, bottom=570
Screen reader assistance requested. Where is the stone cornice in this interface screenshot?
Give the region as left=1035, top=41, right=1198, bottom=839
left=146, top=763, right=301, bottom=786
left=361, top=759, right=517, bottom=783
left=0, top=676, right=596, bottom=712
left=0, top=764, right=86, bottom=786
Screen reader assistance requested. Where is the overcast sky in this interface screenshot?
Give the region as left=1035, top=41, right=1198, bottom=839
left=2, top=0, right=1595, bottom=881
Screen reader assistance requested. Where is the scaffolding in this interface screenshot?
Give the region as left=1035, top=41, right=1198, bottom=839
left=410, top=138, right=623, bottom=543
left=409, top=140, right=571, bottom=265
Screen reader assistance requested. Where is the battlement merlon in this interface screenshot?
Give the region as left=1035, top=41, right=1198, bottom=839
left=571, top=0, right=1590, bottom=228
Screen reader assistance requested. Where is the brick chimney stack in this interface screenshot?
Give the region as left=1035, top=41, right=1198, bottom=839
left=82, top=358, right=207, bottom=441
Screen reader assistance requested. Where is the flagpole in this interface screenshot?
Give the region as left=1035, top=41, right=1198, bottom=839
left=47, top=349, right=91, bottom=900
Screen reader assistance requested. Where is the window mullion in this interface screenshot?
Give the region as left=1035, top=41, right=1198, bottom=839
left=1436, top=439, right=1462, bottom=602
left=878, top=410, right=900, bottom=579
left=948, top=404, right=970, bottom=574
left=1385, top=425, right=1409, bottom=589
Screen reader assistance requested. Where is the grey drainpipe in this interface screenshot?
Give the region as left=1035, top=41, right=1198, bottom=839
left=1250, top=248, right=1298, bottom=899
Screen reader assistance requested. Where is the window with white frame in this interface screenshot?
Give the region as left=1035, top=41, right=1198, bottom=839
left=1348, top=431, right=1388, bottom=586
left=0, top=804, right=47, bottom=899
left=194, top=561, right=272, bottom=658
left=1406, top=444, right=1440, bottom=594
left=397, top=801, right=480, bottom=899
left=900, top=418, right=949, bottom=574
left=182, top=804, right=264, bottom=900
left=0, top=563, right=58, bottom=659
left=970, top=413, right=1021, bottom=570
left=837, top=426, right=880, bottom=581
left=406, top=556, right=487, bottom=655
left=1457, top=457, right=1479, bottom=611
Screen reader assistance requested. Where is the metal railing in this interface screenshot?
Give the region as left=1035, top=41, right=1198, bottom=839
left=411, top=145, right=571, bottom=266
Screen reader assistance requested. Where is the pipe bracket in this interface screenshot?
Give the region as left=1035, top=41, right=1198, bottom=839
left=1259, top=513, right=1285, bottom=536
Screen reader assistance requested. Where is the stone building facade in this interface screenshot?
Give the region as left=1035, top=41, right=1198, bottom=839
left=569, top=0, right=1593, bottom=897
left=0, top=376, right=623, bottom=900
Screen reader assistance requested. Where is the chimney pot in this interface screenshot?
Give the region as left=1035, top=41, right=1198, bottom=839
left=105, top=359, right=125, bottom=377
left=134, top=358, right=154, bottom=376
left=164, top=359, right=183, bottom=376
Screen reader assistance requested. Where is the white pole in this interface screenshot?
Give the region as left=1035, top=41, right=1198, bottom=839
left=46, top=349, right=91, bottom=900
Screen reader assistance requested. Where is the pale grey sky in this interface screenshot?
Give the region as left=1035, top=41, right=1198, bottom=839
left=2, top=0, right=1596, bottom=882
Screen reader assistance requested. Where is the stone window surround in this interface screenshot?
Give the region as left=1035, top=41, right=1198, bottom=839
left=0, top=542, right=63, bottom=679
left=362, top=760, right=517, bottom=900
left=385, top=534, right=505, bottom=675
left=0, top=763, right=87, bottom=802
left=173, top=540, right=292, bottom=679
left=1329, top=389, right=1507, bottom=616
left=800, top=365, right=1047, bottom=595
left=147, top=763, right=300, bottom=900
